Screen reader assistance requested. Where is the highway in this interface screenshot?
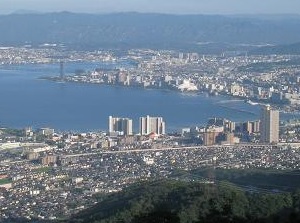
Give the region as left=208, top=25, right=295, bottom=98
left=64, top=143, right=276, bottom=158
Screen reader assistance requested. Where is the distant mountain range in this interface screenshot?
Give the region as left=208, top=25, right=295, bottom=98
left=1, top=12, right=300, bottom=53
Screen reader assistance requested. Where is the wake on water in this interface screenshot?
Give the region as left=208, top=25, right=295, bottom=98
left=215, top=99, right=244, bottom=104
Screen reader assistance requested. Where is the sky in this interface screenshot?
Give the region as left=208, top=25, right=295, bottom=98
left=0, top=0, right=300, bottom=15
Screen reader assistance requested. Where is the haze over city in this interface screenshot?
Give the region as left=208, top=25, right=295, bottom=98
left=2, top=0, right=300, bottom=222
left=0, top=0, right=300, bottom=15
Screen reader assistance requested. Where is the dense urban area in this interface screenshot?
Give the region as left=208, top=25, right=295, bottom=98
left=2, top=46, right=300, bottom=221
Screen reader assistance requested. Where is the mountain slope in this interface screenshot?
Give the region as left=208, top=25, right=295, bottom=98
left=68, top=179, right=300, bottom=223
left=250, top=42, right=300, bottom=55
left=1, top=12, right=300, bottom=50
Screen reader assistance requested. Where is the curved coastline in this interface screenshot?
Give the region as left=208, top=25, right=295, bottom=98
left=217, top=104, right=257, bottom=116
left=1, top=62, right=299, bottom=132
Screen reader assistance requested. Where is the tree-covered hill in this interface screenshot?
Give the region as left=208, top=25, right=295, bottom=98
left=67, top=179, right=300, bottom=223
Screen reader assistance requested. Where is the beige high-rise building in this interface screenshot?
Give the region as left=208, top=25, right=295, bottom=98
left=139, top=115, right=165, bottom=135
left=108, top=116, right=133, bottom=136
left=260, top=106, right=279, bottom=143
left=203, top=131, right=218, bottom=146
left=251, top=120, right=261, bottom=133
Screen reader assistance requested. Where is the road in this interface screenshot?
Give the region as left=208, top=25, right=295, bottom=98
left=64, top=143, right=276, bottom=158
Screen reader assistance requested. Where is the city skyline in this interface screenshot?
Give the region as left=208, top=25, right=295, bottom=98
left=140, top=115, right=166, bottom=136
left=0, top=0, right=300, bottom=15
left=108, top=116, right=133, bottom=136
left=108, top=115, right=166, bottom=136
left=0, top=0, right=299, bottom=220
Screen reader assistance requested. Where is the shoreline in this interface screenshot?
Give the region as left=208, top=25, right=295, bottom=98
left=41, top=75, right=300, bottom=117
left=0, top=62, right=298, bottom=132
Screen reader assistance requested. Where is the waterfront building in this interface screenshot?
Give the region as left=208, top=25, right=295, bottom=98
left=177, top=79, right=198, bottom=92
left=207, top=117, right=226, bottom=127
left=139, top=115, right=165, bottom=135
left=230, top=83, right=244, bottom=96
left=117, top=69, right=130, bottom=85
left=203, top=126, right=224, bottom=146
left=108, top=116, right=133, bottom=136
left=251, top=120, right=260, bottom=133
left=225, top=120, right=236, bottom=133
left=243, top=121, right=253, bottom=134
left=203, top=131, right=218, bottom=146
left=260, top=105, right=279, bottom=143
left=38, top=128, right=54, bottom=136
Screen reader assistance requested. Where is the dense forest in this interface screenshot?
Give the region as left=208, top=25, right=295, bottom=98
left=67, top=178, right=300, bottom=223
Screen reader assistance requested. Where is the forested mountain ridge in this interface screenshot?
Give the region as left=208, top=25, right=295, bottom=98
left=1, top=12, right=300, bottom=51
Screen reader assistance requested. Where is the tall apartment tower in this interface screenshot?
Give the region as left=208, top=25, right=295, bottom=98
left=139, top=115, right=166, bottom=135
left=260, top=105, right=279, bottom=143
left=108, top=116, right=133, bottom=136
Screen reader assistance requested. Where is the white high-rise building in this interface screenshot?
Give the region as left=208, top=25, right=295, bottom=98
left=139, top=115, right=166, bottom=135
left=108, top=116, right=133, bottom=136
left=260, top=105, right=279, bottom=143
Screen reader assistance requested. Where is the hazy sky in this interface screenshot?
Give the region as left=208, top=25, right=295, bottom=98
left=0, top=0, right=300, bottom=15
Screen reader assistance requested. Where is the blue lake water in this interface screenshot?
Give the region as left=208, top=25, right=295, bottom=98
left=0, top=62, right=295, bottom=132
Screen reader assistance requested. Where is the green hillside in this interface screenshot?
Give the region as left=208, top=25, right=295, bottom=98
left=67, top=178, right=300, bottom=223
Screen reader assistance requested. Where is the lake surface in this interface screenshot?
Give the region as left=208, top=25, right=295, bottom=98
left=0, top=62, right=295, bottom=132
